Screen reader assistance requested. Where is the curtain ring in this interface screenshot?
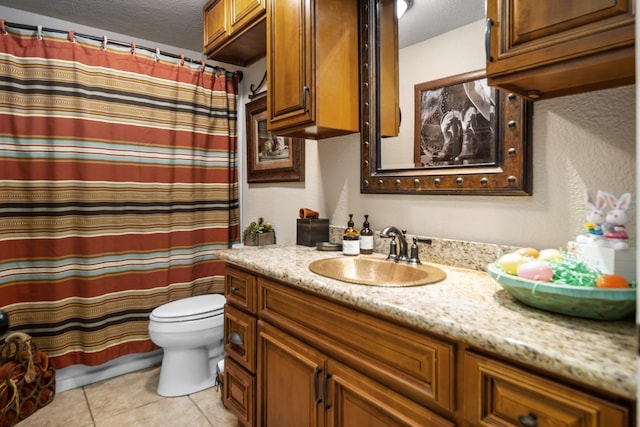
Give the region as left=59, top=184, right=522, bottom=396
left=68, top=30, right=76, bottom=43
left=179, top=53, right=185, bottom=66
left=130, top=42, right=136, bottom=55
left=200, top=60, right=205, bottom=72
left=101, top=35, right=108, bottom=51
left=154, top=48, right=160, bottom=62
left=36, top=25, right=43, bottom=40
left=0, top=20, right=8, bottom=35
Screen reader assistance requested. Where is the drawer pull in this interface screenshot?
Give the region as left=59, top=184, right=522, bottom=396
left=485, top=18, right=494, bottom=62
left=230, top=287, right=240, bottom=292
left=302, top=86, right=310, bottom=113
left=228, top=331, right=244, bottom=346
left=518, top=413, right=537, bottom=427
left=322, top=373, right=332, bottom=410
left=313, top=368, right=323, bottom=404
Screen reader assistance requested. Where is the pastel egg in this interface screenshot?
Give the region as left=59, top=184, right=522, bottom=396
left=498, top=253, right=526, bottom=275
left=517, top=261, right=554, bottom=282
left=515, top=247, right=540, bottom=258
left=538, top=248, right=563, bottom=261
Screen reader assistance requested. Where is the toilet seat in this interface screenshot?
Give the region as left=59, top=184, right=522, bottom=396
left=150, top=294, right=225, bottom=323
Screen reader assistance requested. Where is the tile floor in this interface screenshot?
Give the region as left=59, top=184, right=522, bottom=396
left=17, top=365, right=240, bottom=427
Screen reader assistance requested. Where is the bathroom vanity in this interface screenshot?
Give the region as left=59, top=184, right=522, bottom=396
left=216, top=245, right=635, bottom=426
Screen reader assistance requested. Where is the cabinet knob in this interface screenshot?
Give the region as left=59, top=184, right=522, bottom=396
left=228, top=331, right=244, bottom=346
left=518, top=413, right=537, bottom=427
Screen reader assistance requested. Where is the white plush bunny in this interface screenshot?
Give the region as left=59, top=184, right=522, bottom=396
left=602, top=192, right=631, bottom=249
left=576, top=190, right=607, bottom=246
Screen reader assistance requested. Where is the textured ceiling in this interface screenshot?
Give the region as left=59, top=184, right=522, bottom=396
left=0, top=0, right=485, bottom=54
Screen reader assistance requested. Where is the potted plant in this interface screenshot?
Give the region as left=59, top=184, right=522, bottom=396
left=243, top=217, right=276, bottom=246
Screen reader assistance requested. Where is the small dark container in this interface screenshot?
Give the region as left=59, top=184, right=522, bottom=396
left=297, top=218, right=330, bottom=246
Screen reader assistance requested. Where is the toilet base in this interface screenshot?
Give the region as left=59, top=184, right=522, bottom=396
left=156, top=348, right=224, bottom=397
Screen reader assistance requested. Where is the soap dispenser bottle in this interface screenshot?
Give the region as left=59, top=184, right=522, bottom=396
left=360, top=215, right=374, bottom=255
left=342, top=214, right=360, bottom=256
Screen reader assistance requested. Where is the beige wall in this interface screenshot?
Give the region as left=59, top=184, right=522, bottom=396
left=3, top=7, right=634, bottom=250
left=242, top=20, right=636, bottom=250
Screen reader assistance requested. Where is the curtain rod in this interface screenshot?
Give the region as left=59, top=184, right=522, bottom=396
left=0, top=19, right=243, bottom=82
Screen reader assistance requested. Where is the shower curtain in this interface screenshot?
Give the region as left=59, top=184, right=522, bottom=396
left=0, top=23, right=240, bottom=369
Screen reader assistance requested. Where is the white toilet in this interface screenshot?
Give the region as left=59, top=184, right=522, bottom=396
left=148, top=294, right=226, bottom=397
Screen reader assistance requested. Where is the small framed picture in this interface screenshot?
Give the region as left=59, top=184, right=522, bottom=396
left=246, top=96, right=304, bottom=183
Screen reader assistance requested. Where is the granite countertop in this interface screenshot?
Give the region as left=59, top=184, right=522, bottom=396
left=214, top=245, right=637, bottom=400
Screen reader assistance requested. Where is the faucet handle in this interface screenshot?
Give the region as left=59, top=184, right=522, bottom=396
left=408, top=237, right=421, bottom=265
left=387, top=235, right=398, bottom=261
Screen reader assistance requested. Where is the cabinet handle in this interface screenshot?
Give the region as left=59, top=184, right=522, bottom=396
left=230, top=287, right=239, bottom=292
left=485, top=18, right=494, bottom=62
left=313, top=368, right=323, bottom=404
left=302, top=86, right=310, bottom=113
left=518, top=413, right=537, bottom=427
left=322, top=372, right=332, bottom=410
left=228, top=331, right=244, bottom=346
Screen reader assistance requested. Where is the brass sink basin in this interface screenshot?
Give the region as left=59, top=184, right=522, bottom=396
left=308, top=256, right=446, bottom=287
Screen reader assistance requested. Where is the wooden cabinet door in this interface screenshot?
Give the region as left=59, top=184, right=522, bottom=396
left=267, top=0, right=313, bottom=131
left=379, top=0, right=399, bottom=138
left=486, top=0, right=635, bottom=99
left=229, top=0, right=266, bottom=35
left=203, top=0, right=227, bottom=52
left=325, top=359, right=455, bottom=427
left=257, top=320, right=325, bottom=427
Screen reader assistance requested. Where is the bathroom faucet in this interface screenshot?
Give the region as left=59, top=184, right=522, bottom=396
left=380, top=226, right=408, bottom=262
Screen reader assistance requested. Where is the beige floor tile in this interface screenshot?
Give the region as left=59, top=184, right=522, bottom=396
left=8, top=364, right=238, bottom=427
left=84, top=365, right=163, bottom=422
left=94, top=395, right=212, bottom=427
left=17, top=387, right=93, bottom=427
left=189, top=386, right=239, bottom=427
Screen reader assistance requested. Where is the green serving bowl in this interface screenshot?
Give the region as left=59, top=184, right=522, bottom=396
left=487, top=263, right=636, bottom=321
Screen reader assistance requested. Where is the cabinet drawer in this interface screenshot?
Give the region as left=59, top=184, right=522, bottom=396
left=224, top=356, right=256, bottom=427
left=258, top=277, right=455, bottom=412
left=225, top=266, right=257, bottom=314
left=224, top=303, right=256, bottom=373
left=463, top=351, right=631, bottom=427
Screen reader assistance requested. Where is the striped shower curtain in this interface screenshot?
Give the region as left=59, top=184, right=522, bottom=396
left=0, top=24, right=240, bottom=368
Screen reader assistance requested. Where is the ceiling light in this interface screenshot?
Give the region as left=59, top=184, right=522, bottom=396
left=397, top=0, right=411, bottom=18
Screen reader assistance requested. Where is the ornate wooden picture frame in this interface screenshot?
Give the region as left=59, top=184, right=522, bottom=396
left=246, top=96, right=305, bottom=183
left=360, top=66, right=532, bottom=195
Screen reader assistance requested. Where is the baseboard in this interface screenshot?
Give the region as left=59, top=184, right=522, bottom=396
left=55, top=349, right=163, bottom=393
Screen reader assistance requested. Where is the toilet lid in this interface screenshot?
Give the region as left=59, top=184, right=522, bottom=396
left=150, top=294, right=225, bottom=322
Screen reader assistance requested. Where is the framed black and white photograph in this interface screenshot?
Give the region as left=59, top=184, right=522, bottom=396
left=414, top=71, right=497, bottom=168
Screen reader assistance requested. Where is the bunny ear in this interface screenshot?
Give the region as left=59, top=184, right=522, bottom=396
left=603, top=192, right=618, bottom=209
left=595, top=191, right=607, bottom=210
left=617, top=193, right=632, bottom=210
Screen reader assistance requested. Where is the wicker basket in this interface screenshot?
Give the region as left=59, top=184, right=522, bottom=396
left=0, top=333, right=55, bottom=427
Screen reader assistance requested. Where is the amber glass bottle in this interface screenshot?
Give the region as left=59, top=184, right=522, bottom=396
left=342, top=214, right=360, bottom=256
left=360, top=215, right=374, bottom=254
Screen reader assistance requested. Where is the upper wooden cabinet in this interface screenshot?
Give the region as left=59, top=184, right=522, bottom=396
left=485, top=0, right=635, bottom=100
left=266, top=0, right=360, bottom=139
left=203, top=0, right=266, bottom=66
